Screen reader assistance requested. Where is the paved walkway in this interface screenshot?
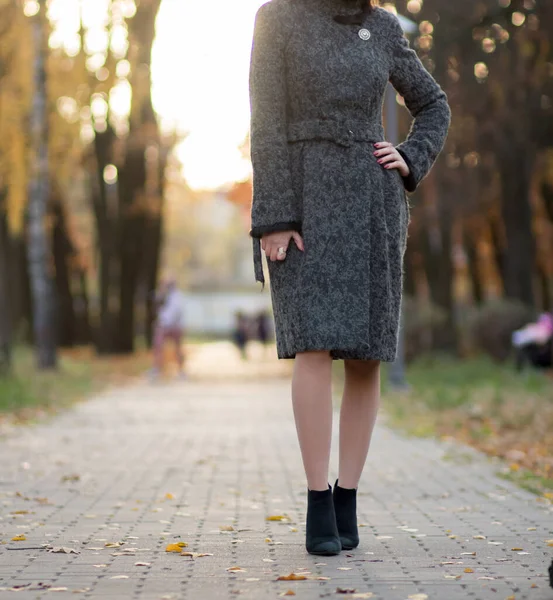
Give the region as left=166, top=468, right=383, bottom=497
left=0, top=343, right=552, bottom=600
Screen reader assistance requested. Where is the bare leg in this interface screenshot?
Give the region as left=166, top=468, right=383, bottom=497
left=173, top=330, right=185, bottom=373
left=292, top=351, right=333, bottom=491
left=338, top=359, right=380, bottom=489
left=153, top=327, right=165, bottom=372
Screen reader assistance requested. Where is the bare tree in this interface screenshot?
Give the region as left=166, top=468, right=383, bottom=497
left=27, top=0, right=57, bottom=369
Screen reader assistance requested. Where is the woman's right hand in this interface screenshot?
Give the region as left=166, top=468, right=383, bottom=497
left=261, top=230, right=305, bottom=262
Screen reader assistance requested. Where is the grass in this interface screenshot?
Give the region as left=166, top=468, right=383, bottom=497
left=380, top=355, right=553, bottom=494
left=0, top=346, right=150, bottom=423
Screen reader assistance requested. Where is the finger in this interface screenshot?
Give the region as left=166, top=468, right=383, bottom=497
left=292, top=231, right=305, bottom=252
left=378, top=152, right=399, bottom=165
left=374, top=141, right=392, bottom=149
left=384, top=160, right=404, bottom=170
left=374, top=147, right=397, bottom=159
left=269, top=246, right=279, bottom=262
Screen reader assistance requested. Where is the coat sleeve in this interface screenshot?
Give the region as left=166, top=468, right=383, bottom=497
left=249, top=3, right=301, bottom=239
left=387, top=16, right=451, bottom=193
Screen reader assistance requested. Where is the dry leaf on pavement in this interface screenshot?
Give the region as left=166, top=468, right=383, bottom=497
left=135, top=562, right=151, bottom=567
left=266, top=515, right=290, bottom=522
left=110, top=575, right=129, bottom=580
left=277, top=573, right=307, bottom=581
left=408, top=595, right=428, bottom=600
left=464, top=568, right=474, bottom=573
left=336, top=587, right=357, bottom=594
left=279, top=592, right=296, bottom=597
left=11, top=535, right=26, bottom=541
left=48, top=547, right=80, bottom=554
left=220, top=525, right=235, bottom=532
left=226, top=567, right=247, bottom=573
left=165, top=543, right=187, bottom=553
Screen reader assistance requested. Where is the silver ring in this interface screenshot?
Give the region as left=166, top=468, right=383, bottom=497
left=277, top=247, right=287, bottom=257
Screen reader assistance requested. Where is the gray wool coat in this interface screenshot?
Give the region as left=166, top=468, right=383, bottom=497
left=249, top=0, right=451, bottom=361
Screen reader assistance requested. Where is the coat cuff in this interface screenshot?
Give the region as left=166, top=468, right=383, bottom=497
left=250, top=221, right=302, bottom=239
left=397, top=149, right=418, bottom=193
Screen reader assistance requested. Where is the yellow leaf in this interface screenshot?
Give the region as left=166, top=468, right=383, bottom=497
left=226, top=566, right=246, bottom=572
left=289, top=527, right=298, bottom=533
left=509, top=463, right=520, bottom=471
left=11, top=511, right=29, bottom=515
left=543, top=493, right=553, bottom=500
left=408, top=595, right=428, bottom=600
left=165, top=493, right=175, bottom=500
left=220, top=525, right=235, bottom=532
left=176, top=542, right=188, bottom=548
left=505, top=596, right=515, bottom=600
left=531, top=584, right=538, bottom=588
left=11, top=535, right=26, bottom=541
left=266, top=515, right=289, bottom=522
left=265, top=537, right=273, bottom=543
left=510, top=547, right=523, bottom=551
left=473, top=535, right=486, bottom=540
left=105, top=542, right=121, bottom=548
left=165, top=544, right=185, bottom=553
left=464, top=568, right=474, bottom=573
left=279, top=592, right=296, bottom=597
left=277, top=573, right=307, bottom=581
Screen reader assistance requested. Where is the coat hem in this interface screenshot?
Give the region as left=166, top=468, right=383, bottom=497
left=276, top=345, right=397, bottom=362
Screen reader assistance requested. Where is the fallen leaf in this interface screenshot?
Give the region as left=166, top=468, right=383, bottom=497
left=336, top=588, right=357, bottom=594
left=530, top=583, right=538, bottom=588
left=11, top=510, right=29, bottom=515
left=375, top=535, right=393, bottom=540
left=134, top=562, right=151, bottom=567
left=527, top=527, right=537, bottom=531
left=444, top=575, right=462, bottom=580
left=165, top=493, right=175, bottom=500
left=408, top=595, right=429, bottom=600
left=181, top=552, right=213, bottom=558
left=289, top=527, right=298, bottom=532
left=314, top=576, right=331, bottom=580
left=71, top=588, right=91, bottom=593
left=49, top=587, right=69, bottom=592
left=277, top=573, right=307, bottom=581
left=105, top=542, right=122, bottom=548
left=337, top=567, right=352, bottom=571
left=220, top=525, right=235, bottom=532
left=227, top=567, right=247, bottom=573
left=263, top=558, right=275, bottom=563
left=505, top=596, right=515, bottom=600
left=473, top=535, right=486, bottom=540
left=488, top=542, right=503, bottom=545
left=464, top=568, right=474, bottom=573
left=93, top=565, right=107, bottom=568
left=477, top=577, right=496, bottom=580
left=11, top=535, right=26, bottom=541
left=110, top=575, right=129, bottom=580
left=61, top=474, right=80, bottom=483
left=460, top=552, right=476, bottom=556
left=49, top=547, right=80, bottom=554
left=245, top=578, right=260, bottom=582
left=510, top=547, right=523, bottom=551
left=266, top=515, right=289, bottom=522
left=165, top=543, right=186, bottom=553
left=351, top=594, right=375, bottom=599
left=265, top=537, right=273, bottom=543
left=279, top=592, right=296, bottom=597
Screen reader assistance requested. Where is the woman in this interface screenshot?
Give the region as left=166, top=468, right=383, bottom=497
left=249, top=0, right=450, bottom=555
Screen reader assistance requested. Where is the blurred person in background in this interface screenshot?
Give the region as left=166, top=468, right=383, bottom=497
left=249, top=0, right=450, bottom=556
left=512, top=312, right=553, bottom=371
left=255, top=310, right=272, bottom=352
left=232, top=311, right=250, bottom=360
left=150, top=277, right=187, bottom=380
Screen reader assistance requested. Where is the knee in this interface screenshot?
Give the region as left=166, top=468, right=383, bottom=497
left=344, top=359, right=380, bottom=379
left=295, top=351, right=332, bottom=372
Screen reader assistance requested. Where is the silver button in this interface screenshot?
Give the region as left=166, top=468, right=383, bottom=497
left=358, top=28, right=371, bottom=41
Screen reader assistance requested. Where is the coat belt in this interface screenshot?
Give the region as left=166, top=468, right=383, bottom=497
left=287, top=119, right=385, bottom=148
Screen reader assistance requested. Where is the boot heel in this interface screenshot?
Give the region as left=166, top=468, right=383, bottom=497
left=333, top=480, right=359, bottom=550
left=306, top=486, right=341, bottom=556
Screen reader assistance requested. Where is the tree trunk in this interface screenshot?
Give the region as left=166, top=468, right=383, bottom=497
left=27, top=0, right=57, bottom=369
left=0, top=202, right=12, bottom=375
left=52, top=197, right=77, bottom=347
left=464, top=224, right=484, bottom=305
left=498, top=148, right=535, bottom=307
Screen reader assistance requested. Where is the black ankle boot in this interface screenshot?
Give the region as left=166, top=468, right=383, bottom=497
left=333, top=480, right=359, bottom=550
left=305, top=486, right=341, bottom=556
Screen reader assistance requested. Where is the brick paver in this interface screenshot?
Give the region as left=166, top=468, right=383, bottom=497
left=1, top=343, right=552, bottom=599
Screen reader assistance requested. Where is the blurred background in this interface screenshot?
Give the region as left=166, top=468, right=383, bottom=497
left=0, top=0, right=552, bottom=489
